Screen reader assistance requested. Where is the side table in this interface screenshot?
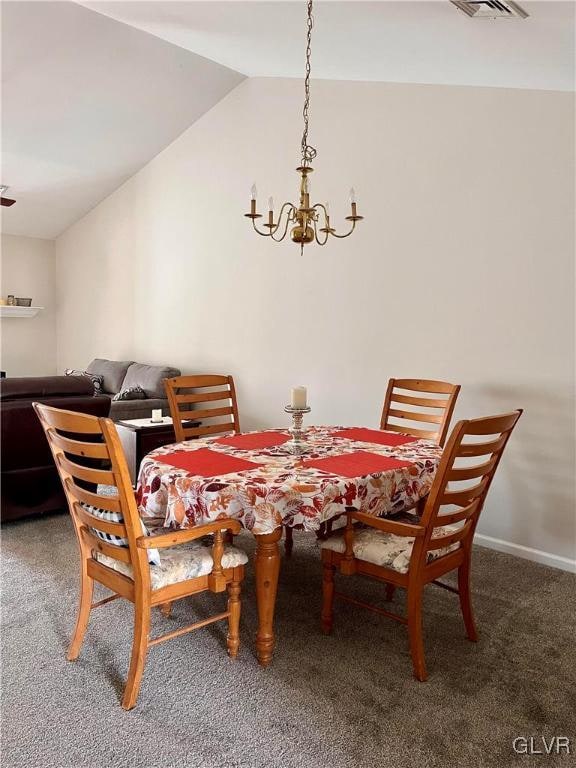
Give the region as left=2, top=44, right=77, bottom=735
left=116, top=417, right=198, bottom=484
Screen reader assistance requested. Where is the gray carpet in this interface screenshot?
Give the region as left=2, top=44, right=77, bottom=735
left=1, top=513, right=574, bottom=768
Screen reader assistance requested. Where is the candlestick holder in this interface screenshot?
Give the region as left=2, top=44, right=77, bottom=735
left=284, top=405, right=311, bottom=455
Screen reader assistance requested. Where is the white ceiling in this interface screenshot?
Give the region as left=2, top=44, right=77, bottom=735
left=2, top=1, right=573, bottom=240
left=1, top=1, right=243, bottom=239
left=81, top=1, right=575, bottom=91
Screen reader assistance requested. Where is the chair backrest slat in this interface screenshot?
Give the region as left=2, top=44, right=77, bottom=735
left=33, top=403, right=150, bottom=585
left=426, top=522, right=473, bottom=552
left=57, top=453, right=116, bottom=486
left=447, top=456, right=498, bottom=481
left=65, top=478, right=122, bottom=514
left=384, top=423, right=438, bottom=440
left=164, top=374, right=240, bottom=443
left=48, top=430, right=110, bottom=459
left=457, top=434, right=508, bottom=457
left=75, top=502, right=128, bottom=538
left=387, top=408, right=443, bottom=425
left=434, top=499, right=480, bottom=527
left=186, top=406, right=234, bottom=421
left=440, top=476, right=490, bottom=507
left=417, top=410, right=522, bottom=565
left=80, top=527, right=132, bottom=563
left=390, top=393, right=451, bottom=409
left=174, top=390, right=230, bottom=405
left=381, top=378, right=461, bottom=446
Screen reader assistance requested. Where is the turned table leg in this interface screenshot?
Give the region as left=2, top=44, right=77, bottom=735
left=254, top=527, right=283, bottom=666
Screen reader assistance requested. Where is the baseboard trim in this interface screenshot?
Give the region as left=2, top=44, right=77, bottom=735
left=474, top=533, right=576, bottom=573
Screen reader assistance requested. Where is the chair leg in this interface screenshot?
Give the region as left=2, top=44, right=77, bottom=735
left=227, top=580, right=241, bottom=658
left=284, top=526, right=294, bottom=558
left=122, top=600, right=150, bottom=710
left=385, top=584, right=396, bottom=602
left=321, top=562, right=336, bottom=634
left=407, top=586, right=427, bottom=681
left=67, top=563, right=94, bottom=661
left=159, top=601, right=172, bottom=618
left=458, top=555, right=478, bottom=642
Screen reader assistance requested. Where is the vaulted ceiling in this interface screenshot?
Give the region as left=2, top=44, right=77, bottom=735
left=1, top=1, right=243, bottom=239
left=82, top=1, right=575, bottom=90
left=1, top=1, right=573, bottom=239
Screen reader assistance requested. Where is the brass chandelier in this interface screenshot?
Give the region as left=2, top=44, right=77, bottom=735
left=244, top=0, right=363, bottom=251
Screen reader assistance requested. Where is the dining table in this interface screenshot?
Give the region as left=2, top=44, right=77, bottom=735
left=136, top=425, right=443, bottom=666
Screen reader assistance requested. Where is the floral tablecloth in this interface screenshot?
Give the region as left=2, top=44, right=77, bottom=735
left=136, top=426, right=443, bottom=536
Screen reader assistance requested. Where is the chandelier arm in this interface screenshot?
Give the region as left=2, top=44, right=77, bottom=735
left=313, top=217, right=329, bottom=246
left=312, top=202, right=328, bottom=219
left=330, top=220, right=357, bottom=239
left=252, top=204, right=296, bottom=240
left=270, top=205, right=296, bottom=242
left=251, top=219, right=274, bottom=237
left=274, top=203, right=297, bottom=232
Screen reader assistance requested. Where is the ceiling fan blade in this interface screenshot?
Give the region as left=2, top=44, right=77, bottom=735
left=1, top=197, right=16, bottom=207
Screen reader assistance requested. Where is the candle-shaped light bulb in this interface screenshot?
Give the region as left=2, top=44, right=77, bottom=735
left=250, top=183, right=257, bottom=201
left=268, top=196, right=274, bottom=211
left=349, top=187, right=356, bottom=204
left=325, top=201, right=330, bottom=217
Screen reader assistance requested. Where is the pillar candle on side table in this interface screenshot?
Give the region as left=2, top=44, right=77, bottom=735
left=291, top=386, right=307, bottom=409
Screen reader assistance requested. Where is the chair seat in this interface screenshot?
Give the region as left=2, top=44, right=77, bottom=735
left=320, top=525, right=460, bottom=574
left=96, top=539, right=248, bottom=590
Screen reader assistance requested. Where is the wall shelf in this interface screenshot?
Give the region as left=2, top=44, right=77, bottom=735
left=0, top=306, right=44, bottom=318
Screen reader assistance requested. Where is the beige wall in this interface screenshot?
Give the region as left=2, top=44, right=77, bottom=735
left=1, top=234, right=56, bottom=375
left=56, top=78, right=575, bottom=569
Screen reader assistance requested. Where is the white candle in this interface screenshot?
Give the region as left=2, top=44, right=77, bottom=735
left=291, top=386, right=307, bottom=409
left=151, top=408, right=163, bottom=423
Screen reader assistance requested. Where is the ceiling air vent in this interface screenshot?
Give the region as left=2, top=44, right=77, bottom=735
left=450, top=1, right=529, bottom=19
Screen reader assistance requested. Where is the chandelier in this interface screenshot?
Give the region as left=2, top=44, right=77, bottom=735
left=244, top=0, right=363, bottom=252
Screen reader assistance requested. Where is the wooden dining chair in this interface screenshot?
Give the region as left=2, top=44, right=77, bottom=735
left=320, top=409, right=522, bottom=681
left=381, top=378, right=461, bottom=447
left=164, top=374, right=240, bottom=442
left=34, top=402, right=247, bottom=710
left=317, top=378, right=461, bottom=545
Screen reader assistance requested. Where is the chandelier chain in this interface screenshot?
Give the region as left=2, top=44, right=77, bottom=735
left=301, top=0, right=317, bottom=166
left=245, top=0, right=363, bottom=246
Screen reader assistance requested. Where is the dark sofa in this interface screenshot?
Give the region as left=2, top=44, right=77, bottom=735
left=1, top=376, right=111, bottom=521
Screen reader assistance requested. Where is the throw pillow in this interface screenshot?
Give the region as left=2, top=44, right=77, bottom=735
left=81, top=502, right=161, bottom=566
left=65, top=368, right=104, bottom=395
left=112, top=386, right=146, bottom=402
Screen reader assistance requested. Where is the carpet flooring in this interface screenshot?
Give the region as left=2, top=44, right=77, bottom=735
left=1, top=512, right=574, bottom=768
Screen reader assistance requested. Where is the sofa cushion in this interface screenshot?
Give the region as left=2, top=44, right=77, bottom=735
left=86, top=359, right=133, bottom=394
left=95, top=538, right=247, bottom=590
left=110, top=397, right=168, bottom=422
left=0, top=375, right=94, bottom=401
left=121, top=363, right=181, bottom=399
